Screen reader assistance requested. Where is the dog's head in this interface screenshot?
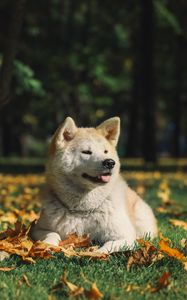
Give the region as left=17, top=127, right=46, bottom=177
left=47, top=117, right=120, bottom=190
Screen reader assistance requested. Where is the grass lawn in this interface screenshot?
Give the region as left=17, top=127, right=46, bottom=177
left=0, top=171, right=187, bottom=300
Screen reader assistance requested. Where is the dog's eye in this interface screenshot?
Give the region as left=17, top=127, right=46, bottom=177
left=104, top=150, right=108, bottom=154
left=82, top=150, right=92, bottom=155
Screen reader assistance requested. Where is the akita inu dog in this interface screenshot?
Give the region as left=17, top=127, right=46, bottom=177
left=31, top=117, right=157, bottom=253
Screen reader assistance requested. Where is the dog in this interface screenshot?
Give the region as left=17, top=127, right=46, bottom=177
left=31, top=117, right=158, bottom=253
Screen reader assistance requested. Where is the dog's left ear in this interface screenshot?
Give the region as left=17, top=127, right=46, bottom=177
left=49, top=117, right=77, bottom=156
left=96, top=117, right=120, bottom=146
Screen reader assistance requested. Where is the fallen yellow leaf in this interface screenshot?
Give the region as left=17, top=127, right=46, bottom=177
left=183, top=261, right=187, bottom=271
left=159, top=236, right=186, bottom=261
left=156, top=207, right=168, bottom=213
left=135, top=185, right=145, bottom=195
left=0, top=267, right=16, bottom=271
left=170, top=219, right=187, bottom=231
left=180, top=239, right=187, bottom=248
left=157, top=190, right=172, bottom=205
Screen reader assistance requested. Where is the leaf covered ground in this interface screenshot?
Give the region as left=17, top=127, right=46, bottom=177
left=0, top=171, right=187, bottom=300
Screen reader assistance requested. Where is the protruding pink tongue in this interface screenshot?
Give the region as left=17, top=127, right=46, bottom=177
left=100, top=174, right=111, bottom=183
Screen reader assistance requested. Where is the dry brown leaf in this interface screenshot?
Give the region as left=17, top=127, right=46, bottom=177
left=151, top=272, right=170, bottom=293
left=52, top=273, right=103, bottom=299
left=22, top=274, right=31, bottom=287
left=170, top=219, right=187, bottom=231
left=22, top=256, right=36, bottom=264
left=0, top=220, right=107, bottom=263
left=0, top=222, right=60, bottom=263
left=59, top=247, right=108, bottom=260
left=0, top=221, right=23, bottom=239
left=51, top=273, right=84, bottom=296
left=0, top=221, right=32, bottom=240
left=61, top=274, right=84, bottom=297
left=0, top=267, right=16, bottom=272
left=59, top=233, right=91, bottom=248
left=57, top=247, right=79, bottom=258
left=78, top=250, right=108, bottom=260
left=0, top=223, right=36, bottom=262
left=0, top=251, right=10, bottom=261
left=28, top=241, right=52, bottom=259
left=126, top=239, right=163, bottom=270
left=85, top=283, right=103, bottom=299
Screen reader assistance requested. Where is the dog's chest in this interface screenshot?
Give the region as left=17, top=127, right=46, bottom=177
left=49, top=178, right=128, bottom=242
left=55, top=200, right=118, bottom=241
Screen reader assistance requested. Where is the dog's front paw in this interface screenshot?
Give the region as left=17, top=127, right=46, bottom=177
left=42, top=232, right=61, bottom=246
left=97, top=245, right=111, bottom=254
left=97, top=239, right=135, bottom=254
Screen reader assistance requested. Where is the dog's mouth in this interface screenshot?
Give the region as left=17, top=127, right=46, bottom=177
left=82, top=172, right=111, bottom=184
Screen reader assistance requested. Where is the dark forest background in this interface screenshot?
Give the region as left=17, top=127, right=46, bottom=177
left=0, top=0, right=187, bottom=164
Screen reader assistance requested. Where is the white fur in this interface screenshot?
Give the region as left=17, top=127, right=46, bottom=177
left=31, top=117, right=158, bottom=253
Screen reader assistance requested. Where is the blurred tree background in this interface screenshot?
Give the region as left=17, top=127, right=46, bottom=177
left=0, top=0, right=187, bottom=163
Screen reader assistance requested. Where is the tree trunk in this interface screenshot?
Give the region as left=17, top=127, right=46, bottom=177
left=126, top=67, right=140, bottom=157
left=172, top=36, right=184, bottom=157
left=141, top=0, right=157, bottom=162
left=0, top=0, right=26, bottom=108
left=1, top=119, right=12, bottom=156
left=126, top=25, right=141, bottom=157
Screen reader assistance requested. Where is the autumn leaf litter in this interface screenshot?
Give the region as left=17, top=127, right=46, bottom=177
left=0, top=172, right=187, bottom=297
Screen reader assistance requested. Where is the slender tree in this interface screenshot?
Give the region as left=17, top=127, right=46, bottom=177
left=0, top=0, right=26, bottom=108
left=141, top=0, right=157, bottom=162
left=126, top=22, right=141, bottom=157
left=172, top=35, right=185, bottom=157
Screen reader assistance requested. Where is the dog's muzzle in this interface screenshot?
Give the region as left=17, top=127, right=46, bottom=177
left=102, top=159, right=115, bottom=170
left=82, top=159, right=115, bottom=184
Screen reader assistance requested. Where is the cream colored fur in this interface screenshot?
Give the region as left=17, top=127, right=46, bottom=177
left=31, top=117, right=158, bottom=253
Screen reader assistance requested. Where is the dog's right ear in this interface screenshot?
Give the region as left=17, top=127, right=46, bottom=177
left=57, top=117, right=78, bottom=142
left=49, top=117, right=77, bottom=154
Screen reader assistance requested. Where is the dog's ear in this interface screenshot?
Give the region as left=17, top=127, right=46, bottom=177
left=96, top=117, right=120, bottom=146
left=60, top=117, right=78, bottom=142
left=49, top=117, right=77, bottom=154
left=56, top=117, right=77, bottom=143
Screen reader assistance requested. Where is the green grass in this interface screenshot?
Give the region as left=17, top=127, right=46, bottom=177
left=0, top=172, right=187, bottom=300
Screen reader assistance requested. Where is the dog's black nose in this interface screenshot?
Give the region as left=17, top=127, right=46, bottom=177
left=102, top=159, right=115, bottom=169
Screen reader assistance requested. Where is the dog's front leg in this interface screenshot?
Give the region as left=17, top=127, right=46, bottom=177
left=97, top=239, right=135, bottom=254
left=30, top=228, right=61, bottom=246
